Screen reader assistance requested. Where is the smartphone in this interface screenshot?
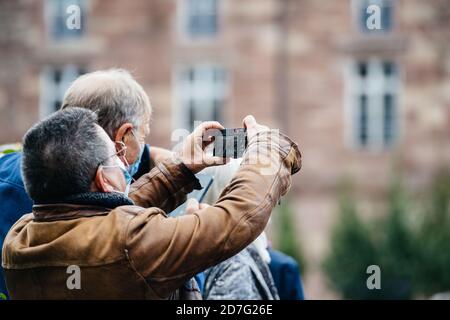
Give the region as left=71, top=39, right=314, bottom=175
left=169, top=174, right=214, bottom=217
left=212, top=128, right=248, bottom=159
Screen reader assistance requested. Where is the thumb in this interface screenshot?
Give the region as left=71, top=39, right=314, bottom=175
left=243, top=115, right=256, bottom=128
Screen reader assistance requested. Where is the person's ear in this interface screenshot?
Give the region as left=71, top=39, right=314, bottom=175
left=114, top=123, right=134, bottom=144
left=94, top=166, right=115, bottom=193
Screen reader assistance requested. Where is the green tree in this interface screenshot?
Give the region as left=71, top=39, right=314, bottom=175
left=414, top=170, right=450, bottom=296
left=274, top=198, right=306, bottom=271
left=324, top=172, right=450, bottom=299
left=323, top=187, right=381, bottom=299
left=377, top=180, right=417, bottom=299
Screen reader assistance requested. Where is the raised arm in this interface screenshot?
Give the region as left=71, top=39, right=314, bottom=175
left=128, top=158, right=201, bottom=213
left=128, top=121, right=226, bottom=212
left=126, top=116, right=301, bottom=298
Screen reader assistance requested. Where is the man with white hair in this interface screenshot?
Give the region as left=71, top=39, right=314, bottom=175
left=62, top=69, right=173, bottom=174
left=0, top=69, right=172, bottom=297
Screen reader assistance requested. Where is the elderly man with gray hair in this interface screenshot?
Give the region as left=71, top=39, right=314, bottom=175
left=2, top=106, right=301, bottom=299
left=0, top=69, right=173, bottom=297
left=62, top=69, right=173, bottom=174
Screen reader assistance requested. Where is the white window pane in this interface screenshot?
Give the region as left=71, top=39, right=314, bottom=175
left=175, top=64, right=227, bottom=131
left=186, top=0, right=218, bottom=37
left=40, top=66, right=85, bottom=118
left=348, top=59, right=399, bottom=150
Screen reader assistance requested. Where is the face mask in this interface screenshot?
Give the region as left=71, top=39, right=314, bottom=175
left=120, top=166, right=133, bottom=197
left=127, top=144, right=144, bottom=178
left=120, top=166, right=133, bottom=188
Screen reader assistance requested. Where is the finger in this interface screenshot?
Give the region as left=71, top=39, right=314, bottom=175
left=195, top=121, right=224, bottom=136
left=243, top=115, right=256, bottom=128
left=185, top=198, right=199, bottom=214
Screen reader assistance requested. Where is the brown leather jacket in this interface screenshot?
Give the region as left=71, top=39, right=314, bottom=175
left=2, top=131, right=301, bottom=299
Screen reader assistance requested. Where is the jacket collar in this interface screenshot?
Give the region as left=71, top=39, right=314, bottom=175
left=33, top=192, right=134, bottom=222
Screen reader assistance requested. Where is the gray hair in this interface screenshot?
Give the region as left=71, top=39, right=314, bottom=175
left=22, top=107, right=109, bottom=203
left=61, top=69, right=152, bottom=138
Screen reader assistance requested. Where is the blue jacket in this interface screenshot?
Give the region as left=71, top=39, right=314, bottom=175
left=0, top=153, right=33, bottom=298
left=268, top=248, right=305, bottom=300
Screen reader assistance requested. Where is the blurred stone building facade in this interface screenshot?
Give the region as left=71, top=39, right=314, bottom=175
left=0, top=0, right=449, bottom=298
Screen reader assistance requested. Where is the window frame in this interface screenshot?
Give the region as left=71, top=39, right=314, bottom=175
left=177, top=0, right=222, bottom=42
left=344, top=58, right=401, bottom=151
left=44, top=0, right=86, bottom=42
left=39, top=65, right=86, bottom=118
left=351, top=0, right=395, bottom=34
left=172, top=63, right=229, bottom=132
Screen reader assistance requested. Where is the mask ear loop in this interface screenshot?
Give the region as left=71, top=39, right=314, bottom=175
left=113, top=149, right=136, bottom=183
left=113, top=139, right=137, bottom=183
left=114, top=146, right=137, bottom=183
left=114, top=140, right=132, bottom=168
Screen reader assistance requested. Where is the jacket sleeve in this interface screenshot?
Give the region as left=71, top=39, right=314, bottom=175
left=125, top=131, right=302, bottom=299
left=128, top=158, right=201, bottom=213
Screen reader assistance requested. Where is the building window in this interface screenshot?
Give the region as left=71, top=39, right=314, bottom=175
left=184, top=0, right=219, bottom=38
left=175, top=64, right=227, bottom=131
left=356, top=0, right=394, bottom=33
left=40, top=65, right=86, bottom=118
left=347, top=60, right=399, bottom=149
left=46, top=0, right=85, bottom=41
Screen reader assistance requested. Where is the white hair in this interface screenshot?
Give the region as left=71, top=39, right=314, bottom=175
left=62, top=69, right=152, bottom=138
